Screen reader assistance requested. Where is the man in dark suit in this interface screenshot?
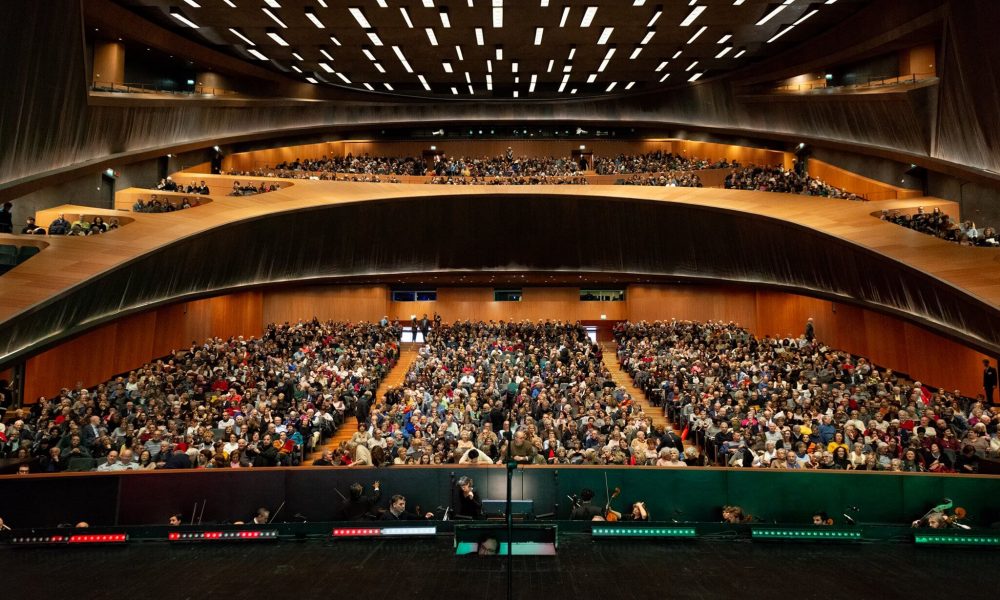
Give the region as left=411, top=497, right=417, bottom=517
left=985, top=359, right=998, bottom=404
left=451, top=476, right=483, bottom=519
left=380, top=495, right=434, bottom=520
left=337, top=482, right=381, bottom=520
left=570, top=489, right=604, bottom=520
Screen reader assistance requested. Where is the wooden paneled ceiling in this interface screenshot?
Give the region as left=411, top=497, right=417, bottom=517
left=112, top=0, right=870, bottom=100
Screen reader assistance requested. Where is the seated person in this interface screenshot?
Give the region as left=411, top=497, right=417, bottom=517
left=569, top=489, right=604, bottom=520
left=380, top=494, right=434, bottom=520
left=621, top=501, right=649, bottom=522
left=722, top=505, right=750, bottom=524
left=451, top=476, right=483, bottom=519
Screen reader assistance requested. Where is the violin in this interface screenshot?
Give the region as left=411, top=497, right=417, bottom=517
left=604, top=473, right=622, bottom=522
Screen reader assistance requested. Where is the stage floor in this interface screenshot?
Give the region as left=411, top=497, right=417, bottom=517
left=3, top=535, right=998, bottom=599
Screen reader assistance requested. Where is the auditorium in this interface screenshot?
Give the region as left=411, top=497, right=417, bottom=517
left=2, top=0, right=1000, bottom=597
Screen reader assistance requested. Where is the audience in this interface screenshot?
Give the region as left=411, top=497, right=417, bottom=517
left=42, top=214, right=121, bottom=236
left=617, top=172, right=703, bottom=188
left=881, top=207, right=998, bottom=247
left=1, top=320, right=401, bottom=471
left=594, top=152, right=733, bottom=174
left=615, top=320, right=997, bottom=472
left=724, top=165, right=863, bottom=200
left=132, top=194, right=202, bottom=213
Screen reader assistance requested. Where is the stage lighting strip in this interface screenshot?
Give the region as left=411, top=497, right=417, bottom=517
left=10, top=534, right=128, bottom=545
left=914, top=533, right=1000, bottom=546
left=752, top=528, right=861, bottom=540
left=332, top=526, right=437, bottom=537
left=591, top=526, right=697, bottom=538
left=168, top=531, right=278, bottom=541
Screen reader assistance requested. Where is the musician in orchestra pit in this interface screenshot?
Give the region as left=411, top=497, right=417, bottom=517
left=380, top=494, right=434, bottom=521
left=252, top=508, right=270, bottom=525
left=569, top=489, right=603, bottom=521
left=338, top=482, right=382, bottom=520
left=452, top=476, right=483, bottom=519
left=621, top=502, right=649, bottom=522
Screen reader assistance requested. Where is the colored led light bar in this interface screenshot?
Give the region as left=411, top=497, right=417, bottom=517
left=592, top=526, right=697, bottom=538
left=11, top=533, right=128, bottom=545
left=914, top=533, right=1000, bottom=546
left=167, top=531, right=278, bottom=542
left=331, top=526, right=437, bottom=537
left=751, top=528, right=861, bottom=540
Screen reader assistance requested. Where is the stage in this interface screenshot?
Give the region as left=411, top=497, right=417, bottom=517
left=3, top=534, right=997, bottom=599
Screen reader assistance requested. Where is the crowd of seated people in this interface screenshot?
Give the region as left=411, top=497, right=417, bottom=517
left=230, top=181, right=280, bottom=196
left=42, top=214, right=121, bottom=236
left=426, top=175, right=589, bottom=185
left=881, top=207, right=998, bottom=247
left=616, top=320, right=998, bottom=472
left=132, top=194, right=204, bottom=213
left=724, top=165, right=863, bottom=200
left=156, top=178, right=211, bottom=195
left=617, top=172, right=703, bottom=187
left=594, top=152, right=734, bottom=175
left=1, top=320, right=401, bottom=472
left=272, top=155, right=427, bottom=176
left=324, top=320, right=669, bottom=468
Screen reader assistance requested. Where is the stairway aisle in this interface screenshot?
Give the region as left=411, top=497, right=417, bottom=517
left=599, top=342, right=672, bottom=432
left=306, top=342, right=420, bottom=462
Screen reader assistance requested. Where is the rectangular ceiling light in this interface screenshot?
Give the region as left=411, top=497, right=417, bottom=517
left=795, top=8, right=818, bottom=24
left=733, top=48, right=746, bottom=58
left=659, top=72, right=670, bottom=82
left=392, top=46, right=413, bottom=71
left=486, top=73, right=493, bottom=90
left=686, top=60, right=698, bottom=71
left=228, top=28, right=255, bottom=46
left=559, top=6, right=570, bottom=27
left=465, top=71, right=472, bottom=83
left=443, top=60, right=453, bottom=72
left=492, top=0, right=503, bottom=27
left=648, top=5, right=662, bottom=26
left=756, top=3, right=789, bottom=26
left=363, top=48, right=376, bottom=60
left=716, top=46, right=732, bottom=58
left=512, top=61, right=518, bottom=72
left=261, top=8, right=287, bottom=28
left=264, top=0, right=280, bottom=6
left=363, top=82, right=374, bottom=90
left=641, top=28, right=656, bottom=44
left=318, top=62, right=334, bottom=72
left=422, top=0, right=433, bottom=6
left=733, top=0, right=746, bottom=4
left=487, top=59, right=493, bottom=72
left=673, top=50, right=683, bottom=58
left=374, top=62, right=385, bottom=72
left=529, top=73, right=537, bottom=92
left=291, top=65, right=302, bottom=73
left=587, top=73, right=597, bottom=82
left=630, top=47, right=642, bottom=59
left=304, top=7, right=325, bottom=28
left=581, top=6, right=597, bottom=27
left=680, top=5, right=706, bottom=26
left=375, top=0, right=386, bottom=6
left=476, top=28, right=485, bottom=45
left=336, top=72, right=351, bottom=84
left=718, top=34, right=732, bottom=43
left=247, top=48, right=269, bottom=60
left=267, top=31, right=289, bottom=46
left=606, top=81, right=617, bottom=92
left=558, top=74, right=568, bottom=92
left=633, top=0, right=645, bottom=4
left=625, top=81, right=636, bottom=89
left=384, top=82, right=393, bottom=90
left=597, top=27, right=613, bottom=44
left=547, top=59, right=554, bottom=72
left=367, top=31, right=383, bottom=46
left=541, top=0, right=549, bottom=5
left=349, top=7, right=371, bottom=28
left=400, top=7, right=414, bottom=27
left=183, top=0, right=200, bottom=7
left=320, top=48, right=334, bottom=60
left=223, top=0, right=237, bottom=6
left=456, top=45, right=464, bottom=60
left=292, top=51, right=303, bottom=60
left=426, top=28, right=439, bottom=45
left=563, top=62, right=572, bottom=72
left=767, top=24, right=795, bottom=43
left=330, top=35, right=342, bottom=45
left=169, top=9, right=199, bottom=28
left=535, top=27, right=544, bottom=45
left=655, top=61, right=667, bottom=71
left=568, top=46, right=576, bottom=59
left=306, top=77, right=318, bottom=83
left=451, top=86, right=459, bottom=95
left=688, top=72, right=702, bottom=81
left=440, top=7, right=451, bottom=27
left=418, top=74, right=431, bottom=91
left=495, top=45, right=503, bottom=59
left=687, top=25, right=707, bottom=44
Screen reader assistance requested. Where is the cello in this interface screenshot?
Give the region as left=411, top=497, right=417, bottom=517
left=604, top=473, right=622, bottom=522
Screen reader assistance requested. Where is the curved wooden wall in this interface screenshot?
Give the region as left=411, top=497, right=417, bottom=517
left=23, top=283, right=986, bottom=403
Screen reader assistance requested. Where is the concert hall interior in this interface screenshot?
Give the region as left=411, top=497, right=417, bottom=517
left=3, top=0, right=1000, bottom=597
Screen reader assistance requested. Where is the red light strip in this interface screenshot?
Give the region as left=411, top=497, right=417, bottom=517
left=67, top=534, right=127, bottom=544
left=332, top=528, right=383, bottom=537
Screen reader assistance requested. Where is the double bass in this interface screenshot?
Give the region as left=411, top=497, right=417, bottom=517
left=604, top=473, right=622, bottom=522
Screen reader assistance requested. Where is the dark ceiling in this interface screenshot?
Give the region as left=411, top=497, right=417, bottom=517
left=112, top=0, right=871, bottom=100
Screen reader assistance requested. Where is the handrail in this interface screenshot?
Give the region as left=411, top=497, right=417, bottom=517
left=90, top=81, right=240, bottom=97
left=770, top=72, right=937, bottom=94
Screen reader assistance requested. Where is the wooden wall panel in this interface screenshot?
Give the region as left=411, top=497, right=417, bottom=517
left=224, top=139, right=788, bottom=172
left=391, top=287, right=627, bottom=323
left=627, top=284, right=759, bottom=329
left=262, top=285, right=388, bottom=324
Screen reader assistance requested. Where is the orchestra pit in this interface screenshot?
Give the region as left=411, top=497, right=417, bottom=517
left=4, top=1, right=1000, bottom=598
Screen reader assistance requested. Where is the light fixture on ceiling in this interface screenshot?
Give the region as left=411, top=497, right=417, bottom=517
left=487, top=59, right=493, bottom=72
left=455, top=45, right=464, bottom=60
left=535, top=27, right=544, bottom=45
left=624, top=81, right=636, bottom=90
left=183, top=0, right=200, bottom=7
left=512, top=61, right=518, bottom=72
left=247, top=48, right=269, bottom=60
left=292, top=51, right=303, bottom=60
left=495, top=44, right=502, bottom=59
left=306, top=77, right=318, bottom=83
left=374, top=62, right=385, bottom=73
left=647, top=4, right=662, bottom=26
left=223, top=0, right=236, bottom=7
left=795, top=8, right=818, bottom=24
left=715, top=46, right=732, bottom=58
left=392, top=45, right=413, bottom=72
left=563, top=62, right=572, bottom=72
left=336, top=72, right=351, bottom=84
left=320, top=48, right=334, bottom=60
left=384, top=82, right=394, bottom=90
left=304, top=7, right=325, bottom=28
left=597, top=26, right=613, bottom=44
left=169, top=8, right=199, bottom=28
left=366, top=30, right=383, bottom=46
left=686, top=60, right=698, bottom=71
left=766, top=24, right=795, bottom=43
left=228, top=28, right=254, bottom=46
left=362, top=48, right=376, bottom=61
left=587, top=73, right=597, bottom=82
left=418, top=74, right=431, bottom=91
left=318, top=62, right=334, bottom=72
left=686, top=25, right=707, bottom=44
left=400, top=7, right=414, bottom=27
left=640, top=28, right=656, bottom=45
left=529, top=73, right=537, bottom=92
left=680, top=5, right=705, bottom=26
left=440, top=7, right=451, bottom=27
left=476, top=28, right=485, bottom=45
left=349, top=7, right=371, bottom=28
left=733, top=47, right=747, bottom=58
left=717, top=33, right=732, bottom=44
left=559, top=5, right=570, bottom=27
left=329, top=35, right=341, bottom=45
left=688, top=72, right=703, bottom=82
left=581, top=6, right=597, bottom=27
left=655, top=60, right=668, bottom=71
left=756, top=1, right=794, bottom=26
left=659, top=72, right=670, bottom=82
left=267, top=29, right=289, bottom=46
left=261, top=7, right=287, bottom=28
left=568, top=45, right=576, bottom=59
left=606, top=81, right=617, bottom=92
left=558, top=73, right=569, bottom=92
left=630, top=47, right=642, bottom=59
left=442, top=60, right=453, bottom=72
left=492, top=0, right=503, bottom=27
left=426, top=28, right=439, bottom=45
left=363, top=82, right=374, bottom=90
left=486, top=73, right=493, bottom=90
left=673, top=50, right=683, bottom=58
left=547, top=59, right=554, bottom=72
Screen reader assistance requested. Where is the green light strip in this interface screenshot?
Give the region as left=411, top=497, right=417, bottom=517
left=591, top=527, right=697, bottom=538
left=914, top=534, right=1000, bottom=546
left=751, top=529, right=861, bottom=540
